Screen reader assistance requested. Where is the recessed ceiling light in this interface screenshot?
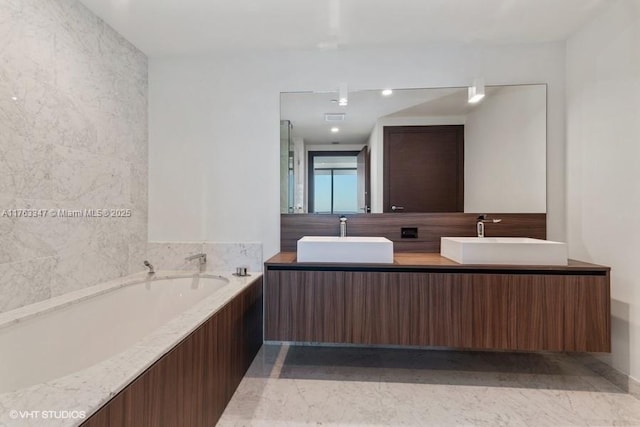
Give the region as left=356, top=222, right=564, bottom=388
left=331, top=127, right=340, bottom=133
left=382, top=89, right=393, bottom=96
left=11, top=96, right=18, bottom=101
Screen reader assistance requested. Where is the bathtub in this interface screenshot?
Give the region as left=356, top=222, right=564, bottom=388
left=0, top=271, right=262, bottom=426
left=0, top=273, right=227, bottom=394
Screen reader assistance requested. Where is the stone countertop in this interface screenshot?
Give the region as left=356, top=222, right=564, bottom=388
left=0, top=271, right=262, bottom=427
left=265, top=252, right=610, bottom=272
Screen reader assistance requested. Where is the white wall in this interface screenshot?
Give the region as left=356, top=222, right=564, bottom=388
left=465, top=85, right=546, bottom=213
left=149, top=43, right=567, bottom=259
left=566, top=0, right=640, bottom=381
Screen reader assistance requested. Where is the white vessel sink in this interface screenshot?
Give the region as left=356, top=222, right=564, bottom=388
left=297, top=236, right=394, bottom=264
left=440, top=237, right=567, bottom=265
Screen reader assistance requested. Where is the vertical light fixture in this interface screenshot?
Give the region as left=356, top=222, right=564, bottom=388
left=318, top=0, right=341, bottom=49
left=338, top=83, right=348, bottom=106
left=329, top=0, right=341, bottom=38
left=468, top=77, right=485, bottom=103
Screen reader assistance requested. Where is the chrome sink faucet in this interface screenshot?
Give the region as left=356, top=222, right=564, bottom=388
left=339, top=215, right=347, bottom=237
left=476, top=215, right=502, bottom=238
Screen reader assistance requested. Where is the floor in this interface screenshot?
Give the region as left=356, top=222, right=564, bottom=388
left=218, top=344, right=640, bottom=427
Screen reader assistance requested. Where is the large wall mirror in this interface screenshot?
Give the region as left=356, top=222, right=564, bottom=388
left=280, top=84, right=547, bottom=214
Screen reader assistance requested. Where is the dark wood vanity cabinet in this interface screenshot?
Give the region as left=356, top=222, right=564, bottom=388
left=264, top=254, right=611, bottom=352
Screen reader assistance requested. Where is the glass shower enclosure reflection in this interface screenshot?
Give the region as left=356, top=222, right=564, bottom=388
left=280, top=120, right=293, bottom=213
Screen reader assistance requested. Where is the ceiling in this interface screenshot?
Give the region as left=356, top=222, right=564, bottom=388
left=78, top=0, right=610, bottom=56
left=281, top=86, right=516, bottom=146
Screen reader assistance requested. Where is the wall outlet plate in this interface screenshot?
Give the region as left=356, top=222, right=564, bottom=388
left=401, top=227, right=418, bottom=238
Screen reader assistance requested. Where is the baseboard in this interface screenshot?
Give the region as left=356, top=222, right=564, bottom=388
left=571, top=353, right=640, bottom=400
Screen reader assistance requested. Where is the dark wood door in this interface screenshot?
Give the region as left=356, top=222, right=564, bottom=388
left=383, top=125, right=464, bottom=212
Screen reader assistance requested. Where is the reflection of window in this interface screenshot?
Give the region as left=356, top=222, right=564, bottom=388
left=308, top=152, right=358, bottom=214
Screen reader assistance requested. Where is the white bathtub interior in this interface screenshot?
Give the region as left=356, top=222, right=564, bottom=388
left=0, top=274, right=229, bottom=394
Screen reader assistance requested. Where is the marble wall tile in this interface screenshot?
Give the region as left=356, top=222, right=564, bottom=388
left=0, top=0, right=147, bottom=313
left=50, top=217, right=132, bottom=297
left=0, top=1, right=57, bottom=88
left=130, top=162, right=148, bottom=220
left=0, top=257, right=54, bottom=312
left=31, top=88, right=101, bottom=156
left=49, top=145, right=132, bottom=205
left=145, top=242, right=264, bottom=274
left=0, top=137, right=53, bottom=200
left=202, top=242, right=263, bottom=273
left=49, top=245, right=88, bottom=297
left=0, top=79, right=54, bottom=200
left=0, top=199, right=14, bottom=264
left=146, top=242, right=204, bottom=271
left=127, top=227, right=148, bottom=274
left=0, top=197, right=61, bottom=264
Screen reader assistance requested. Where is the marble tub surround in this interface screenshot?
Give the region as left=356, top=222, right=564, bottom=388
left=147, top=241, right=263, bottom=272
left=0, top=270, right=262, bottom=427
left=0, top=271, right=151, bottom=329
left=145, top=242, right=203, bottom=271
left=0, top=0, right=148, bottom=314
left=219, top=344, right=640, bottom=426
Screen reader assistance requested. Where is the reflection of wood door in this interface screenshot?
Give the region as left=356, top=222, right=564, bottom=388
left=356, top=146, right=370, bottom=213
left=384, top=125, right=464, bottom=213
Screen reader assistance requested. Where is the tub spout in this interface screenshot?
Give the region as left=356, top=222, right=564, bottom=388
left=185, top=253, right=207, bottom=272
left=143, top=260, right=155, bottom=274
left=185, top=253, right=207, bottom=264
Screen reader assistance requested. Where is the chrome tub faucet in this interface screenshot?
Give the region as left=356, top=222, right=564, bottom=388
left=143, top=260, right=155, bottom=274
left=185, top=253, right=207, bottom=270
left=185, top=253, right=207, bottom=264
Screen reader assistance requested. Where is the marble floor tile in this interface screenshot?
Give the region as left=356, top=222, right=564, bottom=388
left=218, top=345, right=640, bottom=427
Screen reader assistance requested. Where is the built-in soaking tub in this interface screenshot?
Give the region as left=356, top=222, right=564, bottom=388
left=0, top=271, right=263, bottom=426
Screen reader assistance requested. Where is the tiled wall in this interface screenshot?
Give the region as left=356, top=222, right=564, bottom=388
left=0, top=0, right=148, bottom=313
left=146, top=242, right=263, bottom=273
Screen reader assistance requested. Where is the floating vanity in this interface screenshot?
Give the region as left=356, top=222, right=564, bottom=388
left=264, top=252, right=610, bottom=352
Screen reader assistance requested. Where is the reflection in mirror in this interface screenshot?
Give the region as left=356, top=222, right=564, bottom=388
left=280, top=84, right=546, bottom=214
left=279, top=120, right=293, bottom=213
left=308, top=152, right=359, bottom=214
